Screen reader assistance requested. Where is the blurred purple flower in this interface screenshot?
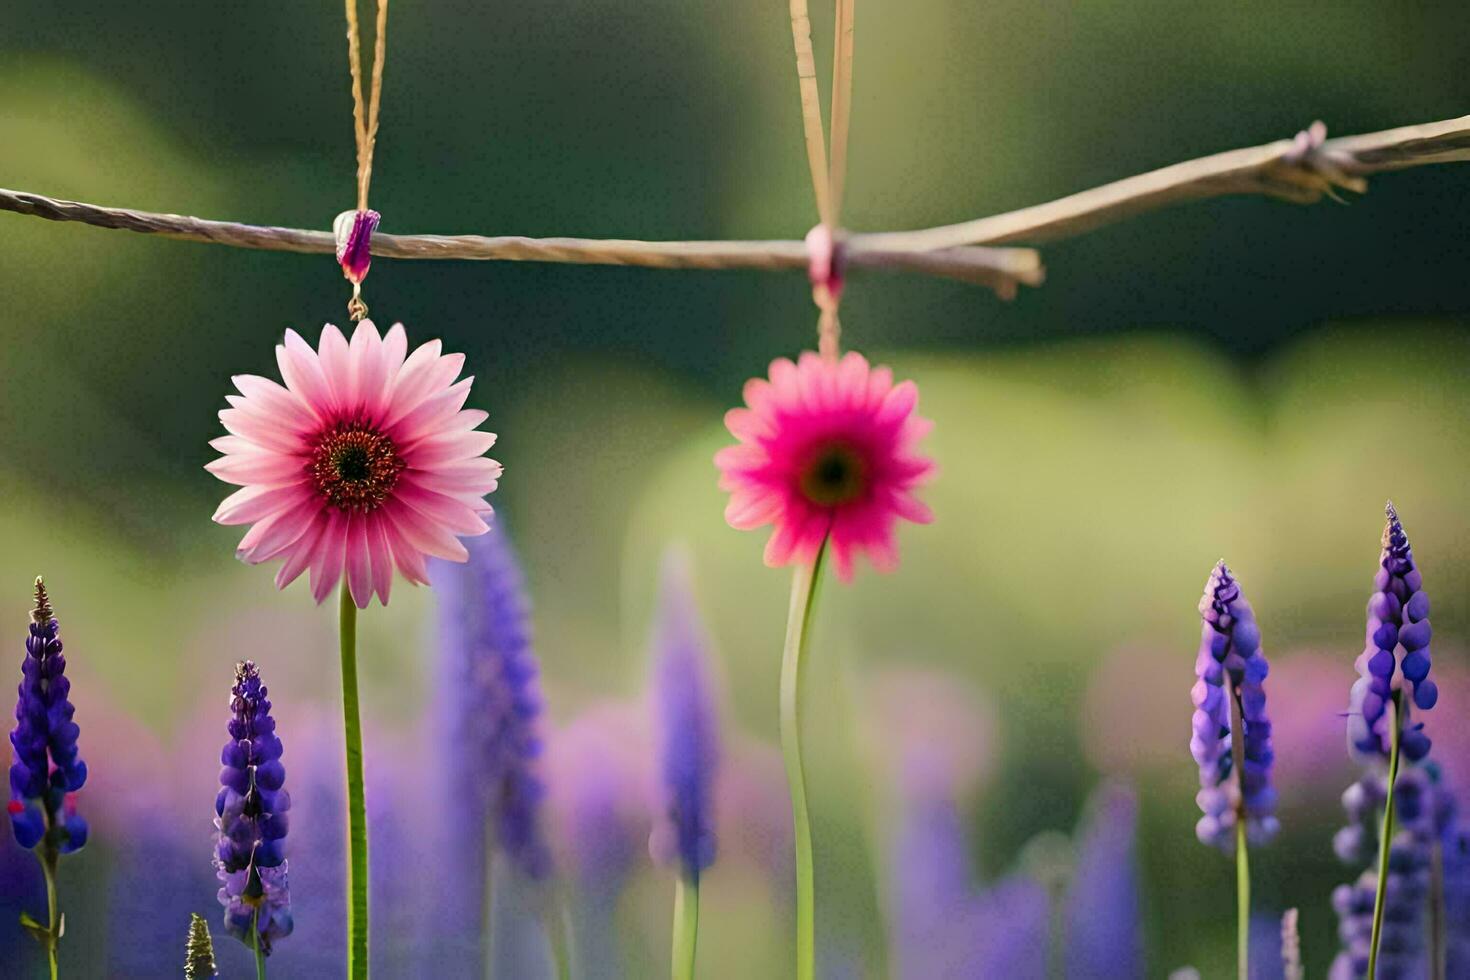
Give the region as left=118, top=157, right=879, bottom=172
left=862, top=667, right=997, bottom=804
left=1329, top=832, right=1432, bottom=979
left=1445, top=808, right=1470, bottom=978
left=213, top=660, right=293, bottom=955
left=1063, top=782, right=1143, bottom=979
left=1347, top=502, right=1436, bottom=763
left=249, top=710, right=435, bottom=976
left=1191, top=561, right=1278, bottom=851
left=546, top=702, right=651, bottom=980
left=8, top=579, right=87, bottom=855
left=429, top=525, right=554, bottom=975
left=1265, top=653, right=1359, bottom=802
left=717, top=738, right=793, bottom=901
left=1246, top=911, right=1288, bottom=980
left=889, top=780, right=1048, bottom=980
left=547, top=702, right=650, bottom=899
left=1328, top=766, right=1439, bottom=978
left=433, top=525, right=552, bottom=879
left=648, top=550, right=721, bottom=881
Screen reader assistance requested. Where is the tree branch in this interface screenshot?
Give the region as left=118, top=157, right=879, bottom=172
left=0, top=113, right=1466, bottom=296
left=861, top=114, right=1470, bottom=251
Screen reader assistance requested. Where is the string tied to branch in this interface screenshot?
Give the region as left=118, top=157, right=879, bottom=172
left=341, top=0, right=389, bottom=321
left=805, top=224, right=846, bottom=359
left=790, top=0, right=855, bottom=360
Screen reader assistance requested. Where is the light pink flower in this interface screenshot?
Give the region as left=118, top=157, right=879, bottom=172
left=715, top=351, right=934, bottom=581
left=208, top=321, right=501, bottom=608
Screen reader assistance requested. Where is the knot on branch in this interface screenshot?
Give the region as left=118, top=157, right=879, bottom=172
left=805, top=224, right=846, bottom=310
left=1259, top=121, right=1368, bottom=203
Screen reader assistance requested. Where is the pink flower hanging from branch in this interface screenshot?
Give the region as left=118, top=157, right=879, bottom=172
left=207, top=320, right=501, bottom=608
left=715, top=351, right=935, bottom=581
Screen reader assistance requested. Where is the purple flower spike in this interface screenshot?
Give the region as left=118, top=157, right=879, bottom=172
left=7, top=579, right=87, bottom=856
left=1347, top=502, right=1436, bottom=762
left=1064, top=782, right=1144, bottom=979
left=213, top=660, right=293, bottom=955
left=648, top=549, right=721, bottom=881
left=433, top=526, right=553, bottom=881
left=333, top=209, right=380, bottom=285
left=1191, top=561, right=1278, bottom=852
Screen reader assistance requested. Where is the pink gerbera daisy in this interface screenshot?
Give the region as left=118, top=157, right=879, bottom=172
left=208, top=320, right=500, bottom=608
left=715, top=351, right=934, bottom=581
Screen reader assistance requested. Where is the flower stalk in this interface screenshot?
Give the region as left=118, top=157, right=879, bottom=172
left=780, top=537, right=828, bottom=980
left=671, top=874, right=700, bottom=980
left=1229, top=686, right=1250, bottom=980
left=339, top=586, right=370, bottom=980
left=1367, top=690, right=1404, bottom=979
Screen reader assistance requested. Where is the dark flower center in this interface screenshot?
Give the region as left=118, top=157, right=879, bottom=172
left=799, top=442, right=867, bottom=506
left=309, top=423, right=405, bottom=512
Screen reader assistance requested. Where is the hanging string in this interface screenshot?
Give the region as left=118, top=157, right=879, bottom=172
left=341, top=0, right=389, bottom=320
left=788, top=0, right=856, bottom=360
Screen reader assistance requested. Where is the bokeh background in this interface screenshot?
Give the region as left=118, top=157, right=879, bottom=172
left=3, top=1, right=1470, bottom=977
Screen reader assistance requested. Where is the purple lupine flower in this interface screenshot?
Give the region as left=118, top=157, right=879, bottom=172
left=434, top=526, right=552, bottom=879
left=547, top=702, right=650, bottom=898
left=1347, top=502, right=1436, bottom=763
left=430, top=526, right=553, bottom=975
left=213, top=660, right=293, bottom=955
left=1444, top=803, right=1470, bottom=978
left=888, top=769, right=1049, bottom=980
left=546, top=703, right=651, bottom=980
left=1191, top=561, right=1279, bottom=851
left=648, top=550, right=721, bottom=881
left=7, top=579, right=87, bottom=855
left=1063, top=782, right=1144, bottom=979
left=1328, top=766, right=1439, bottom=979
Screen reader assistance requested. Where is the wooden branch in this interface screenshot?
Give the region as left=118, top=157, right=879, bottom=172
left=0, top=186, right=1042, bottom=294
left=861, top=114, right=1470, bottom=251
left=0, top=113, right=1466, bottom=296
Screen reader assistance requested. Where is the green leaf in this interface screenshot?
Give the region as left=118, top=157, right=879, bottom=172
left=18, top=911, right=51, bottom=947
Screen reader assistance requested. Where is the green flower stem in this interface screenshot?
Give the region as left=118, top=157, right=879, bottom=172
left=1368, top=689, right=1404, bottom=980
left=252, top=908, right=267, bottom=980
left=545, top=892, right=572, bottom=980
left=670, top=874, right=700, bottom=980
left=1228, top=686, right=1250, bottom=980
left=339, top=586, right=370, bottom=980
left=780, top=539, right=828, bottom=980
left=40, top=841, right=59, bottom=980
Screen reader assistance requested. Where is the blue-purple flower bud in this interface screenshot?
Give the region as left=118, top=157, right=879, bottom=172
left=1191, top=561, right=1278, bottom=851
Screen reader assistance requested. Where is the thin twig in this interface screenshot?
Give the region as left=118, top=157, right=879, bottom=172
left=1, top=114, right=1467, bottom=294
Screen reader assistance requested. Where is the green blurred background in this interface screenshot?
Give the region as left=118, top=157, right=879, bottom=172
left=2, top=1, right=1469, bottom=977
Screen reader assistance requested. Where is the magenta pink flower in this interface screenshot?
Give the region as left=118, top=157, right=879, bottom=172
left=207, top=320, right=501, bottom=608
left=715, top=350, right=934, bottom=581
